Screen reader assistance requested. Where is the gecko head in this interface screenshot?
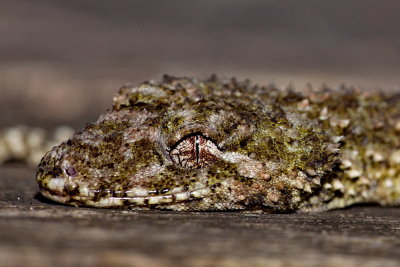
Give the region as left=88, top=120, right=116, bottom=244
left=37, top=76, right=339, bottom=211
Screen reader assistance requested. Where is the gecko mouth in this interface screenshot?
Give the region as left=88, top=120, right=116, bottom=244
left=39, top=179, right=217, bottom=207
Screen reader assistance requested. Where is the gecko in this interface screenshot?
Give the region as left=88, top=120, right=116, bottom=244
left=34, top=75, right=400, bottom=212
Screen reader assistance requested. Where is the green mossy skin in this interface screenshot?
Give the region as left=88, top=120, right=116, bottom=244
left=37, top=75, right=400, bottom=211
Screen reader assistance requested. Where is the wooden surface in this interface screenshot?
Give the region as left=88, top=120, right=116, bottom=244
left=1, top=165, right=399, bottom=267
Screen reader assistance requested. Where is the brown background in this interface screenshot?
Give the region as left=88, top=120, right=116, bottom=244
left=1, top=1, right=400, bottom=266
left=1, top=0, right=400, bottom=127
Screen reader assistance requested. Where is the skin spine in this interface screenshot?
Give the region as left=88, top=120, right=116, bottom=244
left=36, top=75, right=400, bottom=212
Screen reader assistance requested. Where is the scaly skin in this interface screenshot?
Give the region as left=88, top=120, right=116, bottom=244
left=36, top=75, right=400, bottom=212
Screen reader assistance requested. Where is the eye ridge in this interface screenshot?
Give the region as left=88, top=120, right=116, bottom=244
left=169, top=132, right=221, bottom=169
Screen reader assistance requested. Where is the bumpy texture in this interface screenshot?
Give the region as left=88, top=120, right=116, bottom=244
left=36, top=75, right=400, bottom=212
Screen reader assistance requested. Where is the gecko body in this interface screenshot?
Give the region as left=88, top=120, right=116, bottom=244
left=36, top=75, right=400, bottom=211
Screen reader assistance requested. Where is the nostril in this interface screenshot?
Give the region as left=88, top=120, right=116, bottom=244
left=36, top=166, right=46, bottom=183
left=65, top=166, right=77, bottom=177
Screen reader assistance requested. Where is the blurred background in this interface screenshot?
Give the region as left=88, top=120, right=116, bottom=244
left=1, top=0, right=399, bottom=129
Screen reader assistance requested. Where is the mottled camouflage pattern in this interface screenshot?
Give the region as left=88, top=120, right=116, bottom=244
left=36, top=75, right=400, bottom=212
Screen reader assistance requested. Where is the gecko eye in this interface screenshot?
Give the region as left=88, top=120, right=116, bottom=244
left=169, top=133, right=222, bottom=169
left=65, top=166, right=77, bottom=177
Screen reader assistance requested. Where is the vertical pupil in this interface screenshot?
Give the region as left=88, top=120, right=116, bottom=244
left=170, top=134, right=220, bottom=169
left=195, top=135, right=200, bottom=164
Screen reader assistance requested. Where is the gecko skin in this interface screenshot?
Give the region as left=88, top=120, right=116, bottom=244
left=37, top=75, right=400, bottom=212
